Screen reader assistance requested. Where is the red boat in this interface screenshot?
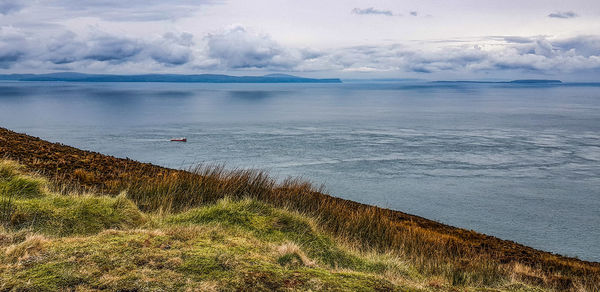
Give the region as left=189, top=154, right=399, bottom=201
left=170, top=137, right=187, bottom=142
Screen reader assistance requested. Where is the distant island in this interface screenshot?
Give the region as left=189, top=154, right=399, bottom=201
left=508, top=79, right=562, bottom=84
left=432, top=79, right=562, bottom=84
left=0, top=72, right=342, bottom=83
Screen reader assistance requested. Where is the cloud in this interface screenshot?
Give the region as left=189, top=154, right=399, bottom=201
left=320, top=35, right=600, bottom=76
left=350, top=8, right=424, bottom=18
left=351, top=7, right=393, bottom=16
left=148, top=33, right=195, bottom=65
left=548, top=11, right=578, bottom=19
left=38, top=32, right=146, bottom=65
left=0, top=48, right=24, bottom=69
left=45, top=32, right=87, bottom=64
left=204, top=26, right=303, bottom=69
left=553, top=35, right=600, bottom=57
left=0, top=0, right=23, bottom=15
left=0, top=27, right=201, bottom=71
left=1, top=23, right=600, bottom=79
left=10, top=0, right=220, bottom=22
left=85, top=36, right=143, bottom=62
left=497, top=36, right=535, bottom=44
left=0, top=28, right=28, bottom=68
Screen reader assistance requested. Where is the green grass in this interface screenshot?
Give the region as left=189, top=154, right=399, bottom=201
left=0, top=164, right=145, bottom=236
left=167, top=198, right=392, bottom=274
left=0, top=160, right=550, bottom=291
left=1, top=227, right=411, bottom=291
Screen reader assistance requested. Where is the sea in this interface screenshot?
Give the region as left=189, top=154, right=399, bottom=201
left=1, top=80, right=599, bottom=262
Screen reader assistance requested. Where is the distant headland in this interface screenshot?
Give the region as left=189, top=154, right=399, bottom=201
left=0, top=72, right=342, bottom=83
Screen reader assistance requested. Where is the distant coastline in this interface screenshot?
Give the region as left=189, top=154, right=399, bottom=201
left=0, top=72, right=342, bottom=83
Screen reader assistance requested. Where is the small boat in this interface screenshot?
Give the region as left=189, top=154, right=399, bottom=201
left=170, top=137, right=187, bottom=142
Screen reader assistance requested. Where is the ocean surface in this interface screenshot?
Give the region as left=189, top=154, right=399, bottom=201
left=1, top=80, right=599, bottom=262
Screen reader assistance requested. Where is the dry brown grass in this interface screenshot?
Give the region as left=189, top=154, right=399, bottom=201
left=5, top=234, right=48, bottom=262
left=276, top=242, right=315, bottom=267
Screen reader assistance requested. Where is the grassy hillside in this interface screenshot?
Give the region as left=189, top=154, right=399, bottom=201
left=0, top=159, right=510, bottom=291
left=1, top=127, right=599, bottom=291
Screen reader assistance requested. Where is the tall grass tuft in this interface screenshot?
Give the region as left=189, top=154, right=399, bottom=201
left=123, top=164, right=275, bottom=212
left=0, top=190, right=15, bottom=227
left=1, top=160, right=34, bottom=227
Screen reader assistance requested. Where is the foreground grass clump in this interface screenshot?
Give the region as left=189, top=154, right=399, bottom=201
left=0, top=162, right=145, bottom=236
left=0, top=227, right=404, bottom=291
left=167, top=198, right=394, bottom=274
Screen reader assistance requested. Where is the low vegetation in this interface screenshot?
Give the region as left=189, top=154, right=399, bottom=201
left=1, top=127, right=599, bottom=291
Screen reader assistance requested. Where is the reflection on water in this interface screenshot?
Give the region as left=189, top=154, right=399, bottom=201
left=228, top=90, right=280, bottom=100
left=0, top=81, right=599, bottom=262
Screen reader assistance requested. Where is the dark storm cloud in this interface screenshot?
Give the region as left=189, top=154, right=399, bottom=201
left=351, top=7, right=393, bottom=16
left=548, top=11, right=578, bottom=19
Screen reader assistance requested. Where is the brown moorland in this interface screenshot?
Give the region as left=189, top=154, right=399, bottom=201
left=1, top=127, right=598, bottom=290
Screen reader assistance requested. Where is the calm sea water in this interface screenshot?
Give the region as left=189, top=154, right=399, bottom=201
left=1, top=81, right=599, bottom=262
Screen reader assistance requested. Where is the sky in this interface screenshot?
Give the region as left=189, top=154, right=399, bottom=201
left=1, top=0, right=599, bottom=80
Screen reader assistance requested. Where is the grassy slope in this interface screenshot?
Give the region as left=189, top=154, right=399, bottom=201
left=0, top=160, right=499, bottom=291
left=1, top=127, right=599, bottom=291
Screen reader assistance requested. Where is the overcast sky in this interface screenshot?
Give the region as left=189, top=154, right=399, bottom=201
left=1, top=0, right=599, bottom=80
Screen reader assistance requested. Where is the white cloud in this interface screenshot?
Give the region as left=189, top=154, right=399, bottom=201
left=1, top=22, right=600, bottom=79
left=204, top=26, right=303, bottom=69
left=351, top=8, right=393, bottom=16
left=316, top=36, right=600, bottom=76
left=148, top=33, right=195, bottom=65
